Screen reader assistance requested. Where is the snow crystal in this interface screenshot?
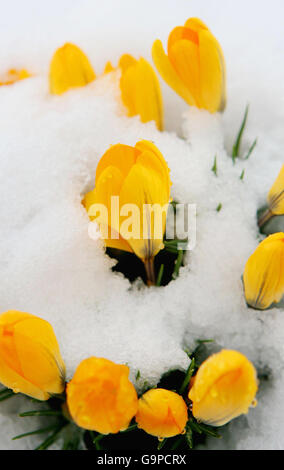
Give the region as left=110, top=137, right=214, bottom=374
left=0, top=0, right=284, bottom=450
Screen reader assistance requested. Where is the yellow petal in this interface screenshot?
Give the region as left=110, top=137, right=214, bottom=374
left=243, top=233, right=284, bottom=309
left=120, top=56, right=163, bottom=130
left=0, top=68, right=31, bottom=86
left=104, top=61, right=115, bottom=74
left=168, top=38, right=201, bottom=107
left=152, top=39, right=196, bottom=106
left=184, top=17, right=209, bottom=32
left=136, top=388, right=188, bottom=438
left=95, top=144, right=140, bottom=183
left=198, top=29, right=226, bottom=112
left=267, top=165, right=284, bottom=215
left=67, top=357, right=138, bottom=434
left=49, top=43, right=95, bottom=95
left=118, top=54, right=137, bottom=72
left=0, top=311, right=65, bottom=400
left=188, top=350, right=258, bottom=426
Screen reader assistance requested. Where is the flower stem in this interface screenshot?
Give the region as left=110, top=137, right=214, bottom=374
left=258, top=208, right=273, bottom=228
left=144, top=257, right=156, bottom=286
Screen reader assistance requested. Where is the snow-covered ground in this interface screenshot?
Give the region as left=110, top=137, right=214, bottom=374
left=0, top=0, right=284, bottom=450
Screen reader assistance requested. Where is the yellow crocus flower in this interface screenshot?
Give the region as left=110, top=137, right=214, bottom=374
left=259, top=165, right=284, bottom=227
left=0, top=310, right=66, bottom=400
left=0, top=68, right=31, bottom=86
left=66, top=357, right=138, bottom=434
left=104, top=54, right=163, bottom=130
left=243, top=232, right=284, bottom=310
left=135, top=388, right=188, bottom=438
left=152, top=17, right=226, bottom=112
left=188, top=350, right=258, bottom=427
left=83, top=140, right=171, bottom=285
left=49, top=43, right=95, bottom=95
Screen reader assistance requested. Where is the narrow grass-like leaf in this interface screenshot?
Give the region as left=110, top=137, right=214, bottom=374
left=34, top=423, right=66, bottom=450
left=244, top=138, right=257, bottom=160
left=157, top=438, right=167, bottom=450
left=19, top=410, right=63, bottom=417
left=211, top=155, right=218, bottom=176
left=156, top=264, right=164, bottom=286
left=216, top=203, right=222, bottom=212
left=13, top=425, right=57, bottom=440
left=240, top=169, right=245, bottom=180
left=0, top=390, right=14, bottom=401
left=232, top=104, right=249, bottom=163
left=179, top=357, right=196, bottom=395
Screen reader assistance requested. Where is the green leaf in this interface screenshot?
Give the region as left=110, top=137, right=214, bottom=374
left=185, top=426, right=193, bottom=449
left=244, top=138, right=257, bottom=160
left=156, top=264, right=164, bottom=286
left=13, top=425, right=57, bottom=440
left=34, top=423, right=66, bottom=450
left=232, top=104, right=249, bottom=163
left=0, top=390, right=14, bottom=401
left=179, top=357, right=196, bottom=395
left=211, top=155, right=218, bottom=176
left=216, top=203, right=222, bottom=212
left=157, top=438, right=167, bottom=450
left=240, top=169, right=245, bottom=180
left=19, top=410, right=63, bottom=417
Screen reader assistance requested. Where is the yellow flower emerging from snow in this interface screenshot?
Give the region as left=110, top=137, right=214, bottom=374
left=49, top=43, right=95, bottom=95
left=243, top=233, right=284, bottom=310
left=83, top=140, right=171, bottom=284
left=259, top=165, right=284, bottom=227
left=0, top=69, right=31, bottom=86
left=66, top=357, right=138, bottom=434
left=135, top=388, right=188, bottom=438
left=188, top=350, right=258, bottom=427
left=152, top=17, right=226, bottom=112
left=105, top=54, right=163, bottom=130
left=0, top=310, right=65, bottom=400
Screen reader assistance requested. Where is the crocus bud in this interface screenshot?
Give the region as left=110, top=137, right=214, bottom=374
left=243, top=233, right=284, bottom=309
left=0, top=69, right=31, bottom=86
left=0, top=310, right=66, bottom=400
left=188, top=350, right=258, bottom=426
left=49, top=43, right=95, bottom=95
left=66, top=357, right=138, bottom=434
left=268, top=165, right=284, bottom=216
left=83, top=140, right=171, bottom=283
left=135, top=388, right=188, bottom=438
left=119, top=54, right=163, bottom=130
left=152, top=17, right=226, bottom=112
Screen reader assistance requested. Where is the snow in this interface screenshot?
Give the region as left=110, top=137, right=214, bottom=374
left=0, top=0, right=284, bottom=450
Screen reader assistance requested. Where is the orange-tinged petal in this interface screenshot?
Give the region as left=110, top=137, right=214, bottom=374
left=136, top=388, right=188, bottom=438
left=243, top=233, right=284, bottom=309
left=49, top=43, right=95, bottom=95
left=118, top=54, right=137, bottom=72
left=188, top=350, right=258, bottom=427
left=267, top=165, right=284, bottom=215
left=167, top=26, right=198, bottom=53
left=184, top=17, right=209, bottom=32
left=0, top=311, right=65, bottom=400
left=67, top=357, right=138, bottom=434
left=168, top=39, right=201, bottom=107
left=152, top=39, right=196, bottom=106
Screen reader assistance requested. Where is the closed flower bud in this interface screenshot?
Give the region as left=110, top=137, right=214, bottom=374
left=152, top=17, right=226, bottom=112
left=188, top=350, right=258, bottom=427
left=0, top=68, right=31, bottom=86
left=243, top=232, right=284, bottom=309
left=0, top=310, right=66, bottom=400
left=119, top=54, right=163, bottom=130
left=83, top=140, right=171, bottom=284
left=268, top=165, right=284, bottom=216
left=66, top=357, right=138, bottom=434
left=135, top=388, right=188, bottom=438
left=49, top=43, right=95, bottom=95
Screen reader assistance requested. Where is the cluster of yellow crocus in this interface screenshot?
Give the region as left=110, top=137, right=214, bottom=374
left=243, top=233, right=284, bottom=310
left=0, top=310, right=65, bottom=400
left=49, top=44, right=163, bottom=129
left=83, top=140, right=171, bottom=285
left=0, top=312, right=257, bottom=437
left=152, top=18, right=226, bottom=112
